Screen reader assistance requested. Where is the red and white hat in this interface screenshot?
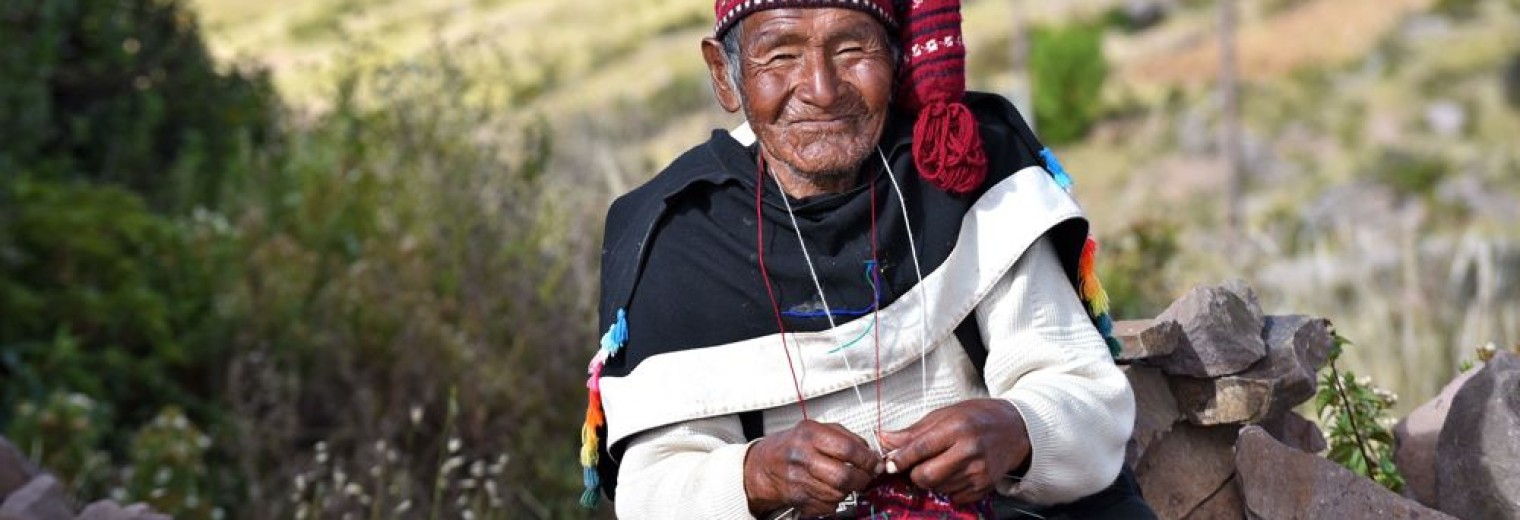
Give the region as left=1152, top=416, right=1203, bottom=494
left=713, top=0, right=987, bottom=195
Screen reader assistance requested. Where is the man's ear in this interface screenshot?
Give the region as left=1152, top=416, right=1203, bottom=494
left=701, top=37, right=742, bottom=113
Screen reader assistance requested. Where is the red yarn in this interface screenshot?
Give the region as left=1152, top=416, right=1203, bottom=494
left=913, top=101, right=986, bottom=195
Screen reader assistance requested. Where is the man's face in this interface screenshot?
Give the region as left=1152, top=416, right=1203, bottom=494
left=711, top=8, right=895, bottom=181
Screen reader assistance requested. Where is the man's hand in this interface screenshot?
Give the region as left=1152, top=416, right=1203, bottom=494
left=877, top=398, right=1031, bottom=505
left=743, top=420, right=883, bottom=516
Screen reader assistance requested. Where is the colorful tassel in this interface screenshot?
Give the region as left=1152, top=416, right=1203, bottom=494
left=1040, top=148, right=1073, bottom=190
left=579, top=309, right=628, bottom=509
left=1042, top=147, right=1121, bottom=359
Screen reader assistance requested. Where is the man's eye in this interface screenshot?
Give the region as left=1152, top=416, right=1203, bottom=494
left=838, top=46, right=864, bottom=55
left=765, top=53, right=797, bottom=64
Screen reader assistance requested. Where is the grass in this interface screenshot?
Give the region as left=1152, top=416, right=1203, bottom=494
left=187, top=0, right=1520, bottom=474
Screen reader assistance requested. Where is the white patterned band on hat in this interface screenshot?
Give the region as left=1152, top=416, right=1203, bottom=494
left=714, top=0, right=900, bottom=37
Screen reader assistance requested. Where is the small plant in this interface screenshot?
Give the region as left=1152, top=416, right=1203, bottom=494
left=125, top=407, right=219, bottom=519
left=1029, top=21, right=1109, bottom=145
left=1316, top=333, right=1405, bottom=493
left=5, top=391, right=112, bottom=496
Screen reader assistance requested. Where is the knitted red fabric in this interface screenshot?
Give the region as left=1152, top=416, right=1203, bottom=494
left=900, top=0, right=985, bottom=195
left=713, top=0, right=986, bottom=195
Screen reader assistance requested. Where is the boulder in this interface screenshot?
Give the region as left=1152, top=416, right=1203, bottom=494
left=1168, top=375, right=1273, bottom=426
left=0, top=438, right=40, bottom=498
left=1436, top=351, right=1520, bottom=519
left=1155, top=285, right=1266, bottom=378
left=0, top=475, right=72, bottom=520
left=1114, top=319, right=1185, bottom=362
left=78, top=501, right=171, bottom=520
left=1181, top=475, right=1243, bottom=520
left=1259, top=411, right=1327, bottom=454
left=1394, top=368, right=1477, bottom=507
left=1134, top=424, right=1238, bottom=519
left=1220, top=279, right=1263, bottom=317
left=1123, top=366, right=1182, bottom=467
left=1168, top=315, right=1330, bottom=425
left=1235, top=426, right=1455, bottom=519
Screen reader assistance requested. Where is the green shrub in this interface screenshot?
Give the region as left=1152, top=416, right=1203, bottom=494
left=0, top=0, right=278, bottom=213
left=1029, top=22, right=1109, bottom=145
left=5, top=392, right=113, bottom=497
left=125, top=407, right=218, bottom=519
left=1096, top=219, right=1180, bottom=319
left=1366, top=148, right=1449, bottom=201
left=1504, top=50, right=1520, bottom=111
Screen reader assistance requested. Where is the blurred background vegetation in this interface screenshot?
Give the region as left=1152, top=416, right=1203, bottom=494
left=1, top=0, right=1517, bottom=518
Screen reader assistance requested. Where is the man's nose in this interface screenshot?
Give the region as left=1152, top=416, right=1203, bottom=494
left=796, top=50, right=841, bottom=108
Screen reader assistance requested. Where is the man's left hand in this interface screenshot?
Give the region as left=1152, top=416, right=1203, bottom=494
left=876, top=398, right=1031, bottom=505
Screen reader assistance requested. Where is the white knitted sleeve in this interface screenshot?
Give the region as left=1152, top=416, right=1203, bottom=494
left=613, top=414, right=759, bottom=520
left=976, top=236, right=1135, bottom=505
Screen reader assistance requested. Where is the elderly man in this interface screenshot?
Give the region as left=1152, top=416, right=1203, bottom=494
left=578, top=1, right=1153, bottom=518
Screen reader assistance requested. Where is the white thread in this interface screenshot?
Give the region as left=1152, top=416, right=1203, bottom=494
left=878, top=147, right=933, bottom=407
left=769, top=169, right=873, bottom=423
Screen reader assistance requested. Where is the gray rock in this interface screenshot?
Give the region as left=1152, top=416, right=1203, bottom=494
left=1436, top=351, right=1520, bottom=519
left=1114, top=319, right=1185, bottom=362
left=1220, top=279, right=1263, bottom=317
left=1169, top=315, right=1330, bottom=425
left=1259, top=411, right=1327, bottom=455
left=1182, top=475, right=1244, bottom=520
left=1236, top=426, right=1456, bottom=519
left=78, top=500, right=171, bottom=520
left=1395, top=368, right=1477, bottom=507
left=1124, top=366, right=1182, bottom=467
left=0, top=475, right=72, bottom=520
left=1169, top=375, right=1275, bottom=426
left=0, top=438, right=40, bottom=498
left=1134, top=423, right=1238, bottom=519
left=1155, top=285, right=1267, bottom=378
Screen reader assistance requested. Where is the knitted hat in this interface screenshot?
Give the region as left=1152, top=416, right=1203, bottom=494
left=713, top=0, right=987, bottom=195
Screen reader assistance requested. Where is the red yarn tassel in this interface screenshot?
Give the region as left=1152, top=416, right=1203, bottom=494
left=913, top=101, right=987, bottom=195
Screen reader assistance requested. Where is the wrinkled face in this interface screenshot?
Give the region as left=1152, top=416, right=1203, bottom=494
left=703, top=8, right=895, bottom=183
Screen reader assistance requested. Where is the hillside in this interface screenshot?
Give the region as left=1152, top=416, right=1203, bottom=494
left=190, top=0, right=1520, bottom=415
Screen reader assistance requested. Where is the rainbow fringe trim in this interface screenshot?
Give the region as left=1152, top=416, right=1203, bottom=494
left=1042, top=148, right=1122, bottom=358
left=580, top=309, right=627, bottom=508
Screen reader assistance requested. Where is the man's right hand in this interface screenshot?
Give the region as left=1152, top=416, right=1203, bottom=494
left=743, top=420, right=883, bottom=516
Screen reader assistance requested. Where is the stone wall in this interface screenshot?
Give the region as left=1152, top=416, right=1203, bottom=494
left=1115, top=282, right=1454, bottom=520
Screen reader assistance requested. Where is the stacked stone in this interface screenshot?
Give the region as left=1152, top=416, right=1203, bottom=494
left=1117, top=281, right=1452, bottom=520
left=0, top=438, right=167, bottom=520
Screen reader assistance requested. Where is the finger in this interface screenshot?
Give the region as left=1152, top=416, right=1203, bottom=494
left=805, top=453, right=876, bottom=495
left=908, top=448, right=966, bottom=491
left=814, top=423, right=883, bottom=471
left=794, top=477, right=849, bottom=516
left=885, top=429, right=955, bottom=475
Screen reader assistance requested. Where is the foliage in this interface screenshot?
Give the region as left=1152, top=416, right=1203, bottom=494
left=1365, top=148, right=1450, bottom=202
left=5, top=392, right=113, bottom=497
left=1432, top=0, right=1483, bottom=19
left=0, top=177, right=234, bottom=441
left=1505, top=50, right=1520, bottom=111
left=1029, top=21, right=1109, bottom=145
left=2, top=0, right=591, bottom=516
left=125, top=407, right=218, bottom=519
left=1097, top=219, right=1180, bottom=319
left=0, top=0, right=277, bottom=213
left=1315, top=333, right=1406, bottom=493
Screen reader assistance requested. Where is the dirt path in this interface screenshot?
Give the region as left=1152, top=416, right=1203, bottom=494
left=1121, top=0, right=1436, bottom=87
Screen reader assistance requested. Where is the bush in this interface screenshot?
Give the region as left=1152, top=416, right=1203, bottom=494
left=1097, top=219, right=1180, bottom=319
left=1029, top=22, right=1109, bottom=145
left=1504, top=50, right=1520, bottom=112
left=0, top=0, right=278, bottom=213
